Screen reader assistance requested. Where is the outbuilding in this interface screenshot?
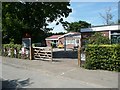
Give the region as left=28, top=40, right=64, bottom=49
left=81, top=24, right=120, bottom=46
left=45, top=32, right=81, bottom=49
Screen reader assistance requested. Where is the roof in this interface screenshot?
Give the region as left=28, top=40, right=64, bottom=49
left=45, top=35, right=62, bottom=40
left=45, top=32, right=81, bottom=40
left=81, top=24, right=120, bottom=32
left=58, top=32, right=81, bottom=39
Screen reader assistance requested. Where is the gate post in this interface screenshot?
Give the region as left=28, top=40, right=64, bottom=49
left=78, top=47, right=81, bottom=67
left=29, top=46, right=33, bottom=60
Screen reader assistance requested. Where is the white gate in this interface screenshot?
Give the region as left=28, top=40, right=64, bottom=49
left=33, top=47, right=52, bottom=61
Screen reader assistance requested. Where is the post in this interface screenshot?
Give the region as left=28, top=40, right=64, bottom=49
left=78, top=35, right=82, bottom=67
left=64, top=36, right=66, bottom=52
left=29, top=38, right=32, bottom=60
left=78, top=47, right=81, bottom=67
left=51, top=47, right=53, bottom=62
left=29, top=46, right=32, bottom=60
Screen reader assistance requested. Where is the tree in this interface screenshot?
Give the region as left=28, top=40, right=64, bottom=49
left=62, top=20, right=91, bottom=32
left=87, top=32, right=110, bottom=45
left=2, top=2, right=72, bottom=44
left=99, top=7, right=114, bottom=25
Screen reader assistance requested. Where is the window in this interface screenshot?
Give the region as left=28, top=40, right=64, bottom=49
left=111, top=30, right=120, bottom=44
left=66, top=40, right=75, bottom=44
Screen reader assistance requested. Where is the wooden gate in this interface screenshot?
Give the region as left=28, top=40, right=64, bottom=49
left=33, top=47, right=53, bottom=61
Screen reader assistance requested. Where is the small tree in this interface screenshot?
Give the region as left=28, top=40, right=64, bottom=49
left=87, top=32, right=110, bottom=45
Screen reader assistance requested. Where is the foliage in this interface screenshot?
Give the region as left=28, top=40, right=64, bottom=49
left=86, top=32, right=110, bottom=45
left=84, top=44, right=120, bottom=72
left=2, top=44, right=22, bottom=58
left=2, top=2, right=72, bottom=44
left=62, top=20, right=91, bottom=32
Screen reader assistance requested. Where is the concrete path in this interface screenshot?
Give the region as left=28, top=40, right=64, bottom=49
left=1, top=56, right=119, bottom=88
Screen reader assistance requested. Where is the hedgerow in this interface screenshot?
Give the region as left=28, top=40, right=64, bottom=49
left=84, top=44, right=120, bottom=72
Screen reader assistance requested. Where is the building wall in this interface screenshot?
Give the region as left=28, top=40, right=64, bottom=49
left=101, top=31, right=109, bottom=37
left=66, top=37, right=75, bottom=49
left=58, top=37, right=64, bottom=46
left=46, top=40, right=52, bottom=47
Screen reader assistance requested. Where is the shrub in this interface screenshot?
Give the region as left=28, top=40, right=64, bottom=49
left=84, top=44, right=120, bottom=72
left=87, top=32, right=110, bottom=45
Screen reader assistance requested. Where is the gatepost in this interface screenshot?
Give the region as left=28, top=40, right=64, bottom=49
left=78, top=35, right=81, bottom=67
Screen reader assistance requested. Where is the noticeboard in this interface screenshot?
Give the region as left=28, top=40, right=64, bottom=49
left=22, top=38, right=31, bottom=49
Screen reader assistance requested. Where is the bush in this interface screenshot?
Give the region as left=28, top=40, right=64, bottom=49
left=84, top=44, right=120, bottom=72
left=87, top=32, right=110, bottom=45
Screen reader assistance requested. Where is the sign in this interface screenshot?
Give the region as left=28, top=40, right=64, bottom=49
left=22, top=38, right=31, bottom=49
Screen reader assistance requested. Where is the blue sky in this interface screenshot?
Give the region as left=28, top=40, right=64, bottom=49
left=48, top=2, right=118, bottom=33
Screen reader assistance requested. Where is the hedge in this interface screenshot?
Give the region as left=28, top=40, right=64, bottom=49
left=84, top=44, right=120, bottom=72
left=1, top=44, right=23, bottom=59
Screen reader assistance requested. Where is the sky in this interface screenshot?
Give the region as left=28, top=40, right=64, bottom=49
left=47, top=2, right=118, bottom=33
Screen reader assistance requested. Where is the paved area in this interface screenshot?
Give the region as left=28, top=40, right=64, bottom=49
left=1, top=56, right=119, bottom=88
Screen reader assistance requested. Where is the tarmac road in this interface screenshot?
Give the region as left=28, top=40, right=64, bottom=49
left=2, top=62, right=104, bottom=88
left=1, top=56, right=119, bottom=88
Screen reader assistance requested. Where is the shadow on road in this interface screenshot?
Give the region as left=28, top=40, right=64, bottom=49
left=2, top=78, right=33, bottom=90
left=53, top=50, right=78, bottom=59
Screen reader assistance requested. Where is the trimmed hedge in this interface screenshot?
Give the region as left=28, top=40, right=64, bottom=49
left=84, top=44, right=120, bottom=72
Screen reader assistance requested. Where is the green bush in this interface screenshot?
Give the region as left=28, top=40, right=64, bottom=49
left=87, top=32, right=110, bottom=45
left=84, top=44, right=120, bottom=72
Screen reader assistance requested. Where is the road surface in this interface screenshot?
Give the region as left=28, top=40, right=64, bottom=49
left=1, top=56, right=118, bottom=88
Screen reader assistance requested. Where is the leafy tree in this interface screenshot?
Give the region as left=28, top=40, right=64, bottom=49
left=2, top=2, right=72, bottom=44
left=87, top=32, right=110, bottom=45
left=62, top=20, right=91, bottom=32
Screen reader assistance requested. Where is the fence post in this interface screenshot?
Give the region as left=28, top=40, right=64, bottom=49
left=78, top=47, right=81, bottom=67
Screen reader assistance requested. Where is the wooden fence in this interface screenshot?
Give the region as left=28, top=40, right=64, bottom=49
left=33, top=47, right=53, bottom=61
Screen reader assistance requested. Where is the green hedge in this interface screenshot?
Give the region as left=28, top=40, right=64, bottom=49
left=84, top=44, right=120, bottom=72
left=1, top=44, right=22, bottom=58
